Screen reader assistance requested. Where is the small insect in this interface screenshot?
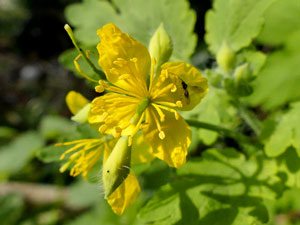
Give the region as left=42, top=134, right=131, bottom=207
left=181, top=80, right=190, bottom=104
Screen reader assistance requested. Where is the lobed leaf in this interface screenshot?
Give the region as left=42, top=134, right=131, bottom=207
left=247, top=31, right=300, bottom=109
left=64, top=0, right=196, bottom=62
left=205, top=0, right=276, bottom=54
left=139, top=149, right=284, bottom=225
left=265, top=102, right=300, bottom=157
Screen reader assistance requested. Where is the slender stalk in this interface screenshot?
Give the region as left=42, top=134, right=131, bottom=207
left=64, top=24, right=106, bottom=80
left=231, top=98, right=262, bottom=136
left=186, top=119, right=258, bottom=145
left=238, top=104, right=261, bottom=136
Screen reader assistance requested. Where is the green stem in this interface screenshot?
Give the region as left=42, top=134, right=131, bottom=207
left=232, top=98, right=261, bottom=136
left=186, top=119, right=257, bottom=145
left=64, top=24, right=106, bottom=80
left=238, top=105, right=261, bottom=136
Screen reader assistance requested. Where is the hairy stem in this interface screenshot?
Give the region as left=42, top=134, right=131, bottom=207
left=186, top=119, right=259, bottom=146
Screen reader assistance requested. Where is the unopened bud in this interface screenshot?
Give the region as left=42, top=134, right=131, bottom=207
left=71, top=103, right=91, bottom=123
left=216, top=42, right=235, bottom=74
left=149, top=24, right=173, bottom=68
left=234, top=63, right=250, bottom=82
left=102, top=136, right=131, bottom=197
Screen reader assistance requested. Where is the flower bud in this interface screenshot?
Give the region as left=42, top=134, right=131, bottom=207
left=216, top=42, right=235, bottom=74
left=71, top=103, right=91, bottom=123
left=102, top=136, right=131, bottom=197
left=149, top=24, right=173, bottom=68
left=234, top=63, right=250, bottom=82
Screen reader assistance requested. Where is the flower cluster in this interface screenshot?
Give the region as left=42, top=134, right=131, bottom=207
left=59, top=23, right=208, bottom=215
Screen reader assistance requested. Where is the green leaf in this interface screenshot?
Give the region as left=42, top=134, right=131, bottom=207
left=205, top=0, right=276, bottom=54
left=65, top=0, right=197, bottom=61
left=265, top=102, right=300, bottom=157
left=276, top=147, right=300, bottom=188
left=247, top=31, right=300, bottom=109
left=36, top=145, right=69, bottom=163
left=0, top=194, right=24, bottom=225
left=0, top=131, right=44, bottom=174
left=39, top=115, right=77, bottom=140
left=257, top=0, right=300, bottom=46
left=139, top=149, right=285, bottom=225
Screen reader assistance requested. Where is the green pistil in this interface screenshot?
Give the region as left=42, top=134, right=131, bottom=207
left=131, top=98, right=150, bottom=124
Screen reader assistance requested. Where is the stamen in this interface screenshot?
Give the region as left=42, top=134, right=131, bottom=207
left=159, top=131, right=165, bottom=140
left=130, top=112, right=145, bottom=139
left=95, top=85, right=105, bottom=93
left=176, top=101, right=183, bottom=107
left=152, top=103, right=166, bottom=122
left=74, top=54, right=98, bottom=83
left=99, top=81, right=141, bottom=98
left=154, top=101, right=178, bottom=108
left=128, top=136, right=133, bottom=147
left=110, top=68, right=120, bottom=75
left=113, top=127, right=122, bottom=138
left=99, top=124, right=108, bottom=133
left=150, top=109, right=165, bottom=140
left=152, top=103, right=180, bottom=120
left=130, top=57, right=141, bottom=78
left=113, top=58, right=127, bottom=67
left=118, top=73, right=130, bottom=80
left=151, top=83, right=175, bottom=99
left=171, top=84, right=177, bottom=92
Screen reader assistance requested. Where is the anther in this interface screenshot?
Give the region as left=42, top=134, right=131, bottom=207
left=174, top=112, right=180, bottom=120
left=130, top=57, right=138, bottom=63
left=110, top=68, right=120, bottom=75
left=119, top=74, right=130, bottom=80
left=99, top=112, right=109, bottom=121
left=128, top=136, right=133, bottom=146
left=176, top=101, right=183, bottom=107
left=99, top=124, right=108, bottom=133
left=171, top=85, right=177, bottom=92
left=95, top=85, right=105, bottom=93
left=159, top=131, right=165, bottom=140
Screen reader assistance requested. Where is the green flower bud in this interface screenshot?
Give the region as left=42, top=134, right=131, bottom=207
left=234, top=63, right=253, bottom=97
left=216, top=42, right=235, bottom=74
left=102, top=136, right=131, bottom=197
left=234, top=63, right=250, bottom=82
left=149, top=24, right=173, bottom=69
left=71, top=103, right=91, bottom=123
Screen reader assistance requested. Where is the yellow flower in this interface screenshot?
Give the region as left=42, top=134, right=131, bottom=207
left=89, top=23, right=208, bottom=168
left=58, top=91, right=142, bottom=215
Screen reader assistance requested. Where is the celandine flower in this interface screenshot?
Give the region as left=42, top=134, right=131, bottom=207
left=89, top=23, right=208, bottom=168
left=59, top=23, right=208, bottom=215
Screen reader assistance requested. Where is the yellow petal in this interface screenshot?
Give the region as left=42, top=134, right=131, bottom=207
left=142, top=107, right=191, bottom=168
left=106, top=171, right=141, bottom=215
left=97, top=23, right=150, bottom=96
left=65, top=91, right=89, bottom=115
left=131, top=132, right=155, bottom=164
left=152, top=62, right=208, bottom=111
